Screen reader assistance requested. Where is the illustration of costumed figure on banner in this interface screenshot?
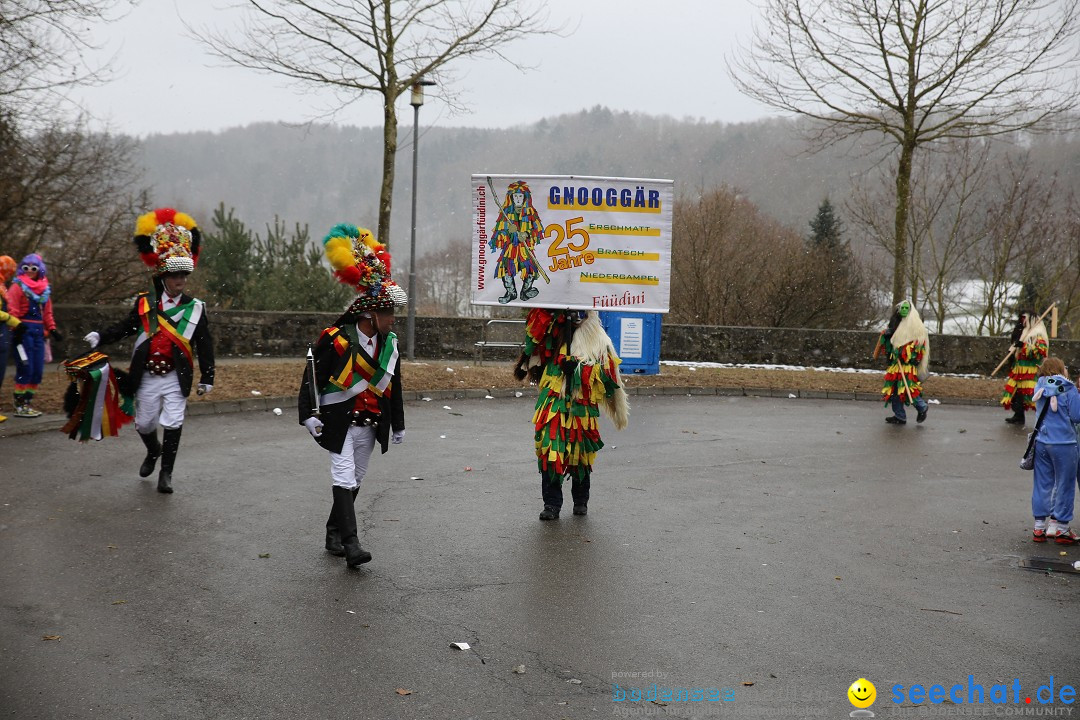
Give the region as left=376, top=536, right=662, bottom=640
left=489, top=180, right=547, bottom=304
left=1001, top=310, right=1049, bottom=426
left=513, top=308, right=630, bottom=520
left=298, top=224, right=407, bottom=570
left=7, top=253, right=59, bottom=418
left=82, top=208, right=215, bottom=492
left=874, top=300, right=930, bottom=425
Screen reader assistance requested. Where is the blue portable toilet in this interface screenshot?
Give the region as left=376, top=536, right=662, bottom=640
left=599, top=311, right=662, bottom=375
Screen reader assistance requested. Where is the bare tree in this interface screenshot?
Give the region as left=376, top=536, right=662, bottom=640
left=849, top=139, right=993, bottom=332
left=671, top=186, right=874, bottom=328
left=200, top=0, right=553, bottom=248
left=0, top=112, right=150, bottom=302
left=730, top=0, right=1080, bottom=306
left=966, top=153, right=1059, bottom=335
left=0, top=0, right=123, bottom=123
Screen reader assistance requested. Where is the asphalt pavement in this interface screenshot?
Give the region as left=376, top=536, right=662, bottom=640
left=1, top=393, right=1078, bottom=719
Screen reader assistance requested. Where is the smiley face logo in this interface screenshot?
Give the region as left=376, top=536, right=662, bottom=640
left=848, top=678, right=876, bottom=708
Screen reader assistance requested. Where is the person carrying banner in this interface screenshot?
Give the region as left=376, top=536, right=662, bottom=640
left=7, top=253, right=59, bottom=418
left=1001, top=310, right=1049, bottom=425
left=298, top=224, right=407, bottom=569
left=83, top=208, right=215, bottom=493
left=513, top=308, right=630, bottom=520
left=489, top=180, right=545, bottom=304
left=874, top=300, right=930, bottom=425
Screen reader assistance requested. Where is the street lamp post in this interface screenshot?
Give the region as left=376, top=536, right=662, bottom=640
left=407, top=77, right=435, bottom=361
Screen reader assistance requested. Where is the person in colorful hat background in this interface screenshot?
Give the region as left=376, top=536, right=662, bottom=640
left=1001, top=309, right=1049, bottom=426
left=874, top=299, right=930, bottom=425
left=6, top=253, right=59, bottom=418
left=298, top=224, right=407, bottom=569
left=513, top=308, right=630, bottom=520
left=83, top=208, right=216, bottom=494
left=0, top=255, right=28, bottom=422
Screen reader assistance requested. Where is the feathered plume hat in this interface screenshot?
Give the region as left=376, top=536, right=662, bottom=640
left=133, top=208, right=201, bottom=277
left=322, top=224, right=408, bottom=315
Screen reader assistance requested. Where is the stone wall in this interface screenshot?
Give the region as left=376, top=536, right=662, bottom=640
left=48, top=305, right=1080, bottom=375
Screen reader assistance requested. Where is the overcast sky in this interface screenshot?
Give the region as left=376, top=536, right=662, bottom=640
left=68, top=0, right=775, bottom=137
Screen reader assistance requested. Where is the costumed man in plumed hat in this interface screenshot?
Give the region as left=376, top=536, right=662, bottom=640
left=490, top=180, right=544, bottom=304
left=7, top=253, right=60, bottom=417
left=298, top=225, right=407, bottom=569
left=874, top=300, right=930, bottom=425
left=83, top=208, right=215, bottom=493
left=514, top=308, right=630, bottom=520
left=0, top=255, right=27, bottom=422
left=1001, top=310, right=1049, bottom=425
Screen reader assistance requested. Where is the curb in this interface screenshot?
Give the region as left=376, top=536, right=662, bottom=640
left=0, top=386, right=1004, bottom=439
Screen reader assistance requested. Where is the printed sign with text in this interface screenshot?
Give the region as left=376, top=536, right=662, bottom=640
left=471, top=174, right=672, bottom=313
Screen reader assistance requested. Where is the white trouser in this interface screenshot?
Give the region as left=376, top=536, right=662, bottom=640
left=135, top=372, right=186, bottom=433
left=329, top=424, right=377, bottom=489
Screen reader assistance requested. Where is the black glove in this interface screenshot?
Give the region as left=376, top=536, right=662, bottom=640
left=49, top=328, right=64, bottom=343
left=560, top=357, right=579, bottom=375
left=11, top=322, right=25, bottom=343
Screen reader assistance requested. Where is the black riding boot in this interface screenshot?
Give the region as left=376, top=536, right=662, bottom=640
left=332, top=486, right=371, bottom=567
left=539, top=470, right=563, bottom=520
left=498, top=275, right=517, bottom=304
left=157, top=426, right=182, bottom=494
left=571, top=470, right=591, bottom=515
left=1006, top=398, right=1026, bottom=425
left=325, top=486, right=360, bottom=556
left=138, top=431, right=162, bottom=478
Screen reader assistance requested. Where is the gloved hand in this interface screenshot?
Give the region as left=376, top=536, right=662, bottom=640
left=197, top=383, right=213, bottom=395
left=49, top=328, right=64, bottom=343
left=84, top=331, right=100, bottom=349
left=560, top=357, right=579, bottom=375
left=11, top=322, right=25, bottom=343
left=304, top=416, right=324, bottom=438
left=392, top=429, right=405, bottom=445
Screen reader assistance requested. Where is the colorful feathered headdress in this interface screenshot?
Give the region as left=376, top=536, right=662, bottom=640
left=323, top=224, right=408, bottom=314
left=133, top=208, right=201, bottom=276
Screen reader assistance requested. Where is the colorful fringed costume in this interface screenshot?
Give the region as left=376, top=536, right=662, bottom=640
left=874, top=301, right=930, bottom=424
left=1001, top=313, right=1048, bottom=421
left=489, top=181, right=544, bottom=304
left=515, top=308, right=629, bottom=519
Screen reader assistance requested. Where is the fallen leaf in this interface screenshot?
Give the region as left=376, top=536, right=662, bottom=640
left=395, top=688, right=412, bottom=696
left=258, top=553, right=271, bottom=558
left=835, top=576, right=842, bottom=580
left=512, top=665, right=526, bottom=674
left=464, top=467, right=473, bottom=471
left=382, top=518, right=399, bottom=522
left=742, top=681, right=755, bottom=686
left=42, top=635, right=61, bottom=641
left=568, top=678, right=582, bottom=684
left=111, top=600, right=126, bottom=605
left=107, top=544, right=118, bottom=550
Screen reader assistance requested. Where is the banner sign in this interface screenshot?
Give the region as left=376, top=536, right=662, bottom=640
left=471, top=174, right=673, bottom=313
